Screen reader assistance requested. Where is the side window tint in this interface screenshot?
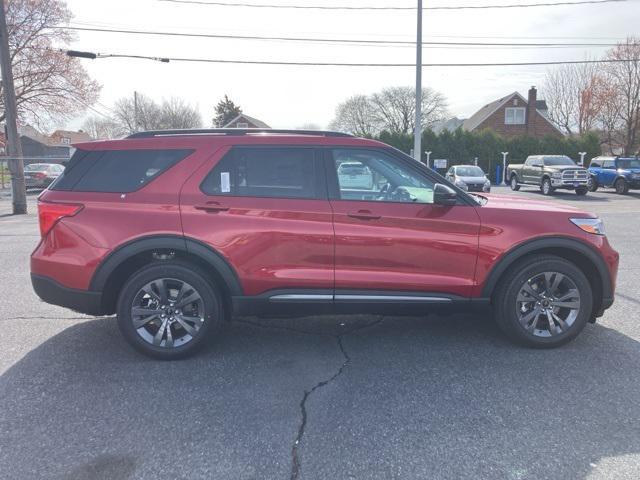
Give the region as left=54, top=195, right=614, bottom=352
left=590, top=160, right=601, bottom=168
left=332, top=149, right=435, bottom=204
left=201, top=147, right=317, bottom=199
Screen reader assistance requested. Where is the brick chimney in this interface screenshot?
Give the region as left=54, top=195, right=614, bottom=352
left=526, top=86, right=537, bottom=136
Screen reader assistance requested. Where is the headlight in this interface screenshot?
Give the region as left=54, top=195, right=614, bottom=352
left=552, top=172, right=563, bottom=178
left=570, top=218, right=605, bottom=235
left=454, top=179, right=468, bottom=191
left=484, top=179, right=491, bottom=187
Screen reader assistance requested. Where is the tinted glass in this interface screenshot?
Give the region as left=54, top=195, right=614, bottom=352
left=201, top=147, right=317, bottom=199
left=590, top=160, right=601, bottom=168
left=543, top=156, right=575, bottom=166
left=455, top=166, right=484, bottom=177
left=617, top=159, right=640, bottom=169
left=24, top=164, right=49, bottom=171
left=332, top=149, right=435, bottom=204
left=603, top=160, right=616, bottom=169
left=51, top=149, right=191, bottom=192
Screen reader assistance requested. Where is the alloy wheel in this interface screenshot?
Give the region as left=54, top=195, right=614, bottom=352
left=130, top=278, right=205, bottom=348
left=515, top=272, right=581, bottom=338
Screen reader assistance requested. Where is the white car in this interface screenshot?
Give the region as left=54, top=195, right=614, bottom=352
left=337, top=162, right=374, bottom=190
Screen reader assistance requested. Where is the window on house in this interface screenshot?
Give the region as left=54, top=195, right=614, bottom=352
left=236, top=122, right=249, bottom=128
left=505, top=107, right=526, bottom=125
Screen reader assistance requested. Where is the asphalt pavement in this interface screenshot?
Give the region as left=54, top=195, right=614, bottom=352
left=0, top=186, right=639, bottom=480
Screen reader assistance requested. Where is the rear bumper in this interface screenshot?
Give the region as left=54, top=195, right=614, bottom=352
left=31, top=274, right=104, bottom=315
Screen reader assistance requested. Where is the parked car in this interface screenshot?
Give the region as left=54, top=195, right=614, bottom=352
left=508, top=155, right=589, bottom=196
left=23, top=163, right=65, bottom=189
left=31, top=129, right=618, bottom=359
left=588, top=156, right=640, bottom=194
left=337, top=161, right=374, bottom=190
left=445, top=165, right=491, bottom=192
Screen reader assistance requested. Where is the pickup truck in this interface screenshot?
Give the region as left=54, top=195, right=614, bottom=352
left=508, top=155, right=589, bottom=196
left=588, top=156, right=640, bottom=194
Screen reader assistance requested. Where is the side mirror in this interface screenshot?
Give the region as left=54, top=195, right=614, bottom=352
left=433, top=183, right=457, bottom=206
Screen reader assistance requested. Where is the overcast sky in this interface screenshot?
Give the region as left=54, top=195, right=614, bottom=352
left=63, top=0, right=639, bottom=130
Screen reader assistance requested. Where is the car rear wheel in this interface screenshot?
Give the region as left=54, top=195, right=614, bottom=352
left=615, top=178, right=629, bottom=194
left=493, top=254, right=592, bottom=348
left=116, top=261, right=222, bottom=360
left=541, top=178, right=554, bottom=195
left=510, top=175, right=520, bottom=191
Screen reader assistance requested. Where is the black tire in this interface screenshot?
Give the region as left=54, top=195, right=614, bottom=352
left=587, top=177, right=598, bottom=192
left=575, top=187, right=588, bottom=196
left=116, top=261, right=223, bottom=360
left=493, top=254, right=592, bottom=348
left=615, top=178, right=629, bottom=195
left=540, top=177, right=554, bottom=196
left=510, top=175, right=520, bottom=191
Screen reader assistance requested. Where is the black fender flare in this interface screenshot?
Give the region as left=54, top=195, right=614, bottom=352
left=481, top=236, right=613, bottom=300
left=89, top=235, right=243, bottom=296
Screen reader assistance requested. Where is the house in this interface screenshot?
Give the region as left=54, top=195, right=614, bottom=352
left=462, top=87, right=562, bottom=138
left=223, top=113, right=270, bottom=129
left=0, top=125, right=93, bottom=165
left=433, top=117, right=466, bottom=134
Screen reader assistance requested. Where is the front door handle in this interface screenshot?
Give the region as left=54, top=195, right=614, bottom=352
left=194, top=202, right=229, bottom=212
left=347, top=210, right=381, bottom=220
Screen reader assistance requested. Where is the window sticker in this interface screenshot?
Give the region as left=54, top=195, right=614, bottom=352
left=220, top=172, right=231, bottom=193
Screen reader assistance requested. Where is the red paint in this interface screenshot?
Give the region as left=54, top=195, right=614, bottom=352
left=32, top=134, right=618, bottom=306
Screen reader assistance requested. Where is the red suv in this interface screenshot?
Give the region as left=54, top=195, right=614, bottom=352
left=31, top=129, right=619, bottom=359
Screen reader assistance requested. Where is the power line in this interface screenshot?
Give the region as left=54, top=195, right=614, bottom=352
left=58, top=25, right=622, bottom=48
left=157, top=0, right=629, bottom=11
left=64, top=50, right=640, bottom=67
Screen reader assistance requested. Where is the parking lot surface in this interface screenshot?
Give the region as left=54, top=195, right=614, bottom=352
left=1, top=186, right=639, bottom=480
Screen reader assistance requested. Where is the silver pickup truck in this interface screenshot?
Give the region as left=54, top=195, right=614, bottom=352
left=507, top=155, right=589, bottom=196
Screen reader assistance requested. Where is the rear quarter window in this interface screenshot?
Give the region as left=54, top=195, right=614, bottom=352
left=51, top=148, right=193, bottom=192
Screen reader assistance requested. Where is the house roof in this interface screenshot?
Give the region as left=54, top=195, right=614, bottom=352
left=223, top=113, right=270, bottom=129
left=462, top=91, right=562, bottom=134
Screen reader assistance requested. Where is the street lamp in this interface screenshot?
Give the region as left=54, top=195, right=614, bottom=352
left=424, top=151, right=432, bottom=168
left=579, top=151, right=587, bottom=166
left=65, top=50, right=170, bottom=63
left=501, top=152, right=509, bottom=185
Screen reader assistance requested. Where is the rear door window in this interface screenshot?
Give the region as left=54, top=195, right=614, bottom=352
left=51, top=149, right=192, bottom=192
left=200, top=147, right=320, bottom=199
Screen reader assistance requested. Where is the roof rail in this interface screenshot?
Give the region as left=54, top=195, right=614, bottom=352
left=126, top=128, right=353, bottom=139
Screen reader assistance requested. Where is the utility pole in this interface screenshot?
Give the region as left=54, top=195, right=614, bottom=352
left=134, top=91, right=139, bottom=132
left=413, top=0, right=422, bottom=162
left=0, top=0, right=26, bottom=214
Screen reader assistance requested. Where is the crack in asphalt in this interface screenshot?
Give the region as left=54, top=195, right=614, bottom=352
left=289, top=316, right=385, bottom=480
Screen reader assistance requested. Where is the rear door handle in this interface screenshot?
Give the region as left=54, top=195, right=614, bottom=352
left=347, top=210, right=381, bottom=220
left=194, top=202, right=229, bottom=212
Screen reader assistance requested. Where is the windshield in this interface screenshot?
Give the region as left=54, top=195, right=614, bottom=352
left=617, top=159, right=640, bottom=169
left=455, top=166, right=484, bottom=177
left=24, top=164, right=50, bottom=171
left=543, top=156, right=575, bottom=166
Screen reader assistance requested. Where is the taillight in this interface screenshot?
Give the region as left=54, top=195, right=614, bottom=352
left=38, top=201, right=83, bottom=237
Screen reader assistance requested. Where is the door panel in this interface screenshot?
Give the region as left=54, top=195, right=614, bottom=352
left=327, top=148, right=481, bottom=297
left=331, top=201, right=481, bottom=296
left=180, top=146, right=334, bottom=296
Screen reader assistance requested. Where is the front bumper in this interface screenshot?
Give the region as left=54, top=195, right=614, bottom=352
left=31, top=274, right=104, bottom=315
left=551, top=178, right=588, bottom=188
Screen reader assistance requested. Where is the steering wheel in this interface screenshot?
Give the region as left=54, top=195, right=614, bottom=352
left=377, top=182, right=392, bottom=201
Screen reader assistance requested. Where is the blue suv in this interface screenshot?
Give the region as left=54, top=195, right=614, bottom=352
left=588, top=156, right=640, bottom=194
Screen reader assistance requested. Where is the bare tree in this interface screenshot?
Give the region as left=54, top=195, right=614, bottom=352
left=370, top=86, right=448, bottom=134
left=604, top=37, right=640, bottom=154
left=111, top=94, right=201, bottom=134
left=81, top=115, right=123, bottom=140
left=1, top=0, right=100, bottom=127
left=329, top=95, right=381, bottom=136
left=159, top=97, right=202, bottom=129
left=542, top=62, right=601, bottom=135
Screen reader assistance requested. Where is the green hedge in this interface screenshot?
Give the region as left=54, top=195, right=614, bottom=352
left=377, top=129, right=601, bottom=177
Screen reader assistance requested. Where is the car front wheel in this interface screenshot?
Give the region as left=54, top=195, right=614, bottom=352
left=575, top=187, right=588, bottom=196
left=510, top=175, right=520, bottom=191
left=587, top=177, right=598, bottom=192
left=116, top=261, right=222, bottom=359
left=493, top=254, right=592, bottom=348
left=615, top=178, right=629, bottom=194
left=541, top=178, right=554, bottom=195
